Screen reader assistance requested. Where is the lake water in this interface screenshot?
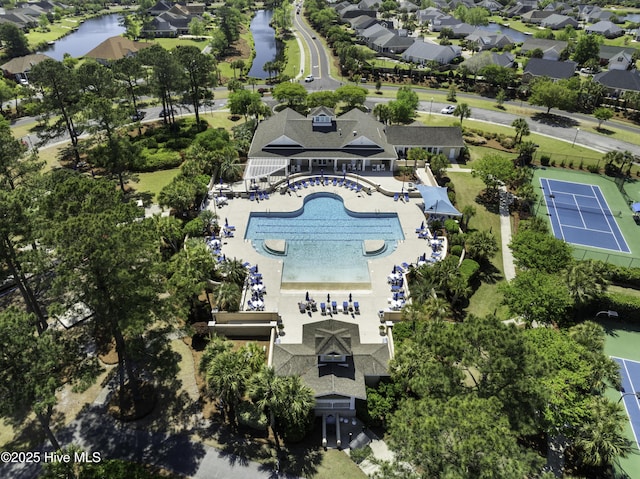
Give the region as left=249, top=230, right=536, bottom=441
left=247, top=10, right=278, bottom=79
left=38, top=13, right=125, bottom=60
left=623, top=14, right=640, bottom=23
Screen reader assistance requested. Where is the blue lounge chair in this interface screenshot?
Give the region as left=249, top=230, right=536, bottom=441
left=402, top=262, right=411, bottom=270
left=332, top=178, right=337, bottom=186
left=353, top=301, right=360, bottom=314
left=249, top=192, right=255, bottom=201
left=343, top=301, right=349, bottom=313
left=350, top=182, right=356, bottom=191
left=337, top=179, right=344, bottom=187
left=320, top=302, right=327, bottom=315
left=315, top=177, right=320, bottom=186
left=331, top=301, right=338, bottom=314
left=224, top=230, right=234, bottom=238
left=303, top=181, right=309, bottom=188
left=299, top=302, right=307, bottom=313
left=393, top=193, right=399, bottom=201
left=404, top=192, right=410, bottom=202
left=356, top=184, right=362, bottom=193
left=263, top=190, right=269, bottom=199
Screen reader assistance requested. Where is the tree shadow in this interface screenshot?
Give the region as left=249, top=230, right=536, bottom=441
left=531, top=112, right=579, bottom=128
left=595, top=127, right=615, bottom=135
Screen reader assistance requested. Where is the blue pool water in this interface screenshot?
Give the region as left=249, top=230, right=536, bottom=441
left=245, top=193, right=404, bottom=284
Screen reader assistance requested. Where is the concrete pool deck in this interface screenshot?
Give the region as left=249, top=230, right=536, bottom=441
left=205, top=170, right=437, bottom=345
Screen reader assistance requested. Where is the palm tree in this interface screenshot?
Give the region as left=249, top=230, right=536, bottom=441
left=423, top=296, right=452, bottom=322
left=214, top=281, right=241, bottom=312
left=564, top=260, right=609, bottom=306
left=448, top=274, right=471, bottom=307
left=464, top=230, right=498, bottom=263
left=511, top=118, right=530, bottom=144
left=219, top=258, right=247, bottom=286
left=205, top=348, right=251, bottom=424
left=453, top=103, right=471, bottom=126
left=574, top=396, right=633, bottom=469
left=461, top=205, right=476, bottom=231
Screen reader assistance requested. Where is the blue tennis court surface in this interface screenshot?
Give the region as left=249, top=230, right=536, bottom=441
left=540, top=178, right=630, bottom=253
left=613, top=357, right=640, bottom=448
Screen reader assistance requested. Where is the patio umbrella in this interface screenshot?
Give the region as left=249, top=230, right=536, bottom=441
left=306, top=291, right=310, bottom=302
left=343, top=170, right=346, bottom=180
left=392, top=265, right=396, bottom=274
left=327, top=293, right=331, bottom=302
left=349, top=293, right=352, bottom=303
left=219, top=177, right=223, bottom=193
left=225, top=218, right=228, bottom=226
left=420, top=221, right=424, bottom=229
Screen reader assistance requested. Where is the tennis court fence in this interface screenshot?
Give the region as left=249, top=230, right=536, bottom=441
left=573, top=248, right=640, bottom=268
left=547, top=199, right=623, bottom=217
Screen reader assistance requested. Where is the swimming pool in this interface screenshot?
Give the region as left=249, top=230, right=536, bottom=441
left=245, top=193, right=404, bottom=285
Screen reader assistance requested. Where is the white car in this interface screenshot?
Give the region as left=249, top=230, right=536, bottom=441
left=440, top=105, right=456, bottom=114
left=304, top=75, right=314, bottom=82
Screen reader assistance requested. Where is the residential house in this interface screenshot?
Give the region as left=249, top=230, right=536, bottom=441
left=598, top=46, right=638, bottom=67
left=542, top=2, right=572, bottom=15
left=449, top=23, right=476, bottom=39
left=358, top=0, right=380, bottom=10
left=349, top=15, right=379, bottom=33
left=520, top=10, right=554, bottom=25
left=143, top=2, right=203, bottom=37
left=586, top=21, right=623, bottom=39
left=401, top=40, right=462, bottom=65
left=522, top=57, right=576, bottom=82
left=540, top=14, right=578, bottom=30
left=0, top=10, right=38, bottom=29
left=504, top=0, right=538, bottom=18
left=416, top=7, right=445, bottom=26
left=84, top=36, right=153, bottom=64
left=430, top=15, right=461, bottom=32
left=578, top=5, right=613, bottom=23
left=465, top=30, right=515, bottom=51
left=460, top=51, right=515, bottom=73
left=399, top=0, right=419, bottom=12
left=608, top=52, right=633, bottom=71
left=1, top=53, right=52, bottom=82
left=593, top=70, right=640, bottom=96
left=385, top=124, right=465, bottom=159
left=521, top=38, right=568, bottom=61
left=148, top=0, right=172, bottom=16
left=272, top=319, right=390, bottom=425
left=476, top=0, right=502, bottom=13
left=371, top=30, right=414, bottom=54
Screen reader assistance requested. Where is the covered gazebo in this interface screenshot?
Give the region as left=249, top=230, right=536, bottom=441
left=416, top=185, right=461, bottom=221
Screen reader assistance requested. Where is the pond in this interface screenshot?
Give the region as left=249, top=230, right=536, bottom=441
left=247, top=10, right=280, bottom=79
left=38, top=13, right=125, bottom=60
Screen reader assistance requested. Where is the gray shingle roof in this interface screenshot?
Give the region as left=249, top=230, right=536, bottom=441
left=523, top=58, right=576, bottom=80
left=248, top=108, right=397, bottom=162
left=272, top=319, right=390, bottom=399
left=594, top=70, right=640, bottom=93
left=385, top=125, right=464, bottom=148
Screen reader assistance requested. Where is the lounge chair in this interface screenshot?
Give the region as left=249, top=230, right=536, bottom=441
left=332, top=178, right=337, bottom=186
left=402, top=262, right=411, bottom=270
left=320, top=302, right=327, bottom=315
left=223, top=230, right=234, bottom=238
left=310, top=301, right=318, bottom=312
left=249, top=192, right=255, bottom=201
left=263, top=191, right=270, bottom=199
left=337, top=179, right=344, bottom=187
left=393, top=193, right=399, bottom=201
left=225, top=224, right=236, bottom=231
left=343, top=301, right=349, bottom=314
left=353, top=301, right=360, bottom=314
left=303, top=181, right=309, bottom=188
left=404, top=193, right=410, bottom=202
left=331, top=301, right=338, bottom=314
left=299, top=302, right=307, bottom=313
left=356, top=184, right=363, bottom=193
left=350, top=182, right=357, bottom=191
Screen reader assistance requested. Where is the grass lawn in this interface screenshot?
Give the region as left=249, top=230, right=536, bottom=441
left=447, top=171, right=510, bottom=320
left=133, top=168, right=181, bottom=200
left=311, top=450, right=366, bottom=479
left=283, top=35, right=301, bottom=79
left=26, top=17, right=85, bottom=48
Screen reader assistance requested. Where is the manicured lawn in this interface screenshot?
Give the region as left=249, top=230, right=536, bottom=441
left=150, top=37, right=208, bottom=51
left=283, top=35, right=301, bottom=79
left=26, top=17, right=84, bottom=48
left=311, top=450, right=367, bottom=479
left=447, top=171, right=510, bottom=320
left=133, top=168, right=181, bottom=200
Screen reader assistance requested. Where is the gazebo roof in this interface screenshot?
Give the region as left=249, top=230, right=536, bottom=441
left=417, top=185, right=461, bottom=216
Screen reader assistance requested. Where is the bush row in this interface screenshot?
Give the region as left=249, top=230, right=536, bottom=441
left=593, top=292, right=640, bottom=320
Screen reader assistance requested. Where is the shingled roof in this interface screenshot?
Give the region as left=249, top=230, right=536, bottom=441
left=385, top=125, right=464, bottom=148
left=272, top=319, right=390, bottom=399
left=1, top=53, right=52, bottom=75
left=84, top=36, right=152, bottom=61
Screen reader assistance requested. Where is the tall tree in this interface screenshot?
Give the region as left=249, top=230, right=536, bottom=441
left=0, top=23, right=30, bottom=58
left=509, top=228, right=573, bottom=273
left=464, top=230, right=498, bottom=262
left=529, top=77, right=577, bottom=114
left=113, top=55, right=145, bottom=131
left=453, top=102, right=471, bottom=125
left=572, top=33, right=601, bottom=66
left=593, top=106, right=613, bottom=130
left=175, top=46, right=216, bottom=126
left=30, top=59, right=83, bottom=163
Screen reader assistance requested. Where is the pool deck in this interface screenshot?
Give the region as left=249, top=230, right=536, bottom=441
left=205, top=170, right=437, bottom=345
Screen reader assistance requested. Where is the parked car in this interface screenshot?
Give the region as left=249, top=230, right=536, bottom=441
left=440, top=105, right=456, bottom=114
left=304, top=75, right=314, bottom=82
left=131, top=110, right=146, bottom=121
left=311, top=35, right=316, bottom=39
left=159, top=108, right=175, bottom=117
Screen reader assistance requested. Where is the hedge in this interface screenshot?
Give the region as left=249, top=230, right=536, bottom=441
left=593, top=292, right=640, bottom=320
left=605, top=264, right=640, bottom=290
left=459, top=258, right=480, bottom=283
left=134, top=148, right=183, bottom=172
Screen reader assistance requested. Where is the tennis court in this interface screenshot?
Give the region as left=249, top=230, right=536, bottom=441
left=613, top=357, right=640, bottom=449
left=540, top=178, right=630, bottom=253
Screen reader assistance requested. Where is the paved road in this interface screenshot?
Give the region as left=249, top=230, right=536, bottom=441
left=0, top=405, right=297, bottom=479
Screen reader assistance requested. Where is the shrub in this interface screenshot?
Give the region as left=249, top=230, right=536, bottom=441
left=450, top=244, right=463, bottom=256
left=164, top=137, right=192, bottom=151
left=540, top=155, right=551, bottom=166
left=448, top=191, right=456, bottom=203
left=606, top=264, right=640, bottom=289
left=448, top=232, right=466, bottom=246
left=499, top=136, right=516, bottom=149
left=587, top=164, right=599, bottom=173
left=350, top=445, right=372, bottom=464
left=568, top=160, right=573, bottom=169
left=560, top=160, right=566, bottom=168
left=236, top=401, right=267, bottom=430
left=444, top=219, right=460, bottom=234
left=136, top=148, right=183, bottom=172
left=593, top=292, right=640, bottom=320
left=550, top=160, right=556, bottom=167
left=459, top=258, right=480, bottom=283
left=579, top=160, right=584, bottom=170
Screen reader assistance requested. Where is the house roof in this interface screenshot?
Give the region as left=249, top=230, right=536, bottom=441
left=541, top=14, right=577, bottom=28
left=247, top=107, right=397, bottom=167
left=350, top=15, right=378, bottom=30
left=521, top=38, right=568, bottom=54
left=401, top=41, right=461, bottom=63
left=593, top=70, right=640, bottom=93
left=385, top=125, right=464, bottom=147
left=84, top=36, right=153, bottom=61
left=586, top=20, right=622, bottom=35
left=598, top=45, right=639, bottom=61
left=465, top=31, right=514, bottom=48
left=1, top=53, right=52, bottom=74
left=417, top=185, right=461, bottom=216
left=272, top=319, right=390, bottom=399
left=523, top=58, right=576, bottom=80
